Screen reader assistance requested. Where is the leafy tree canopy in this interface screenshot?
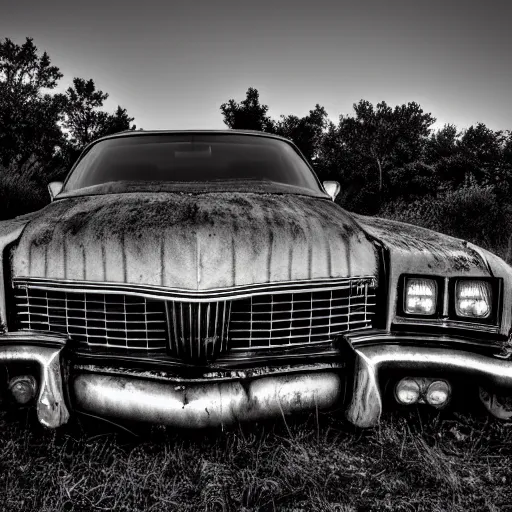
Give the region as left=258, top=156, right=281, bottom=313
left=0, top=37, right=64, bottom=171
left=337, top=100, right=436, bottom=193
left=61, top=77, right=136, bottom=151
left=220, top=87, right=275, bottom=132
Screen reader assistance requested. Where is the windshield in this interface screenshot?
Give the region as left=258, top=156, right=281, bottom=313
left=63, top=133, right=325, bottom=196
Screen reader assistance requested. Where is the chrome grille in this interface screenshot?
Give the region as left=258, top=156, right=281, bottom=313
left=13, top=277, right=377, bottom=359
left=14, top=287, right=168, bottom=351
left=167, top=301, right=231, bottom=361
left=228, top=279, right=376, bottom=350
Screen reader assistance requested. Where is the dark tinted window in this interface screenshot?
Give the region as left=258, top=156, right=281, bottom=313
left=64, top=134, right=323, bottom=193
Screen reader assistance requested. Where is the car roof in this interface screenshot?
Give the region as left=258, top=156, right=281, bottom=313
left=96, top=129, right=293, bottom=144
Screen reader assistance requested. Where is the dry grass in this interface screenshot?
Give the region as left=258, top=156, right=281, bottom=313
left=1, top=408, right=512, bottom=511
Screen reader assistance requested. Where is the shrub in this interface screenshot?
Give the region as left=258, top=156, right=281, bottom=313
left=380, top=185, right=511, bottom=250
left=0, top=167, right=49, bottom=220
left=387, top=161, right=439, bottom=200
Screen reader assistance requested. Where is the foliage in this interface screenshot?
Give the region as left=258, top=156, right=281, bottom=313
left=273, top=104, right=329, bottom=163
left=0, top=36, right=137, bottom=218
left=61, top=78, right=136, bottom=151
left=220, top=87, right=275, bottom=132
left=219, top=88, right=512, bottom=251
left=337, top=100, right=436, bottom=194
left=387, top=161, right=439, bottom=200
left=0, top=37, right=65, bottom=174
left=380, top=184, right=512, bottom=250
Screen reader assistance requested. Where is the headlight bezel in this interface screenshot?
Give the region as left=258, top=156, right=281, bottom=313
left=398, top=274, right=502, bottom=326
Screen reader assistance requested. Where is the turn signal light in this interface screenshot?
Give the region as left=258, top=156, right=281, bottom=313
left=9, top=375, right=37, bottom=404
left=426, top=380, right=451, bottom=407
left=395, top=378, right=421, bottom=404
left=395, top=377, right=451, bottom=408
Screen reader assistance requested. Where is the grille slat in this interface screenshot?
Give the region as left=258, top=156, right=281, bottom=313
left=230, top=320, right=372, bottom=341
left=165, top=300, right=229, bottom=361
left=230, top=310, right=375, bottom=324
left=229, top=317, right=371, bottom=333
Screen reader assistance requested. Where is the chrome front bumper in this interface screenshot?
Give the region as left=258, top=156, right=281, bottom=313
left=73, top=371, right=343, bottom=428
left=1, top=331, right=512, bottom=429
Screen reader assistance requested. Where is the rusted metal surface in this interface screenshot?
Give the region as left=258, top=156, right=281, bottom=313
left=353, top=214, right=512, bottom=338
left=347, top=342, right=512, bottom=427
left=74, top=361, right=345, bottom=383
left=0, top=333, right=69, bottom=428
left=0, top=211, right=41, bottom=331
left=73, top=371, right=343, bottom=428
left=12, top=193, right=379, bottom=290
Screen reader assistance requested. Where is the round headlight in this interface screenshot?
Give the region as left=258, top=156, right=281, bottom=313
left=395, top=378, right=420, bottom=405
left=9, top=375, right=37, bottom=405
left=426, top=380, right=451, bottom=407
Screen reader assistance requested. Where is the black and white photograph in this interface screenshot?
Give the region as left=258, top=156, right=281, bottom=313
left=1, top=0, right=512, bottom=510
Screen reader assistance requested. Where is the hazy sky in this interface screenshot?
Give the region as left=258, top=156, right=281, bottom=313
left=1, top=0, right=511, bottom=132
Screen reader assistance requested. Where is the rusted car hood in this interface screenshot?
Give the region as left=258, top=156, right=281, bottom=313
left=352, top=214, right=489, bottom=276
left=11, top=193, right=379, bottom=290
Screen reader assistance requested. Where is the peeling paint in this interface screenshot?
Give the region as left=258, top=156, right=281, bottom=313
left=13, top=192, right=379, bottom=290
left=353, top=214, right=486, bottom=274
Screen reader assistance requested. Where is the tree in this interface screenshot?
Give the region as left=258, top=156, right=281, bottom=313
left=0, top=37, right=65, bottom=172
left=459, top=123, right=504, bottom=184
left=61, top=77, right=136, bottom=152
left=220, top=87, right=275, bottom=132
left=428, top=123, right=507, bottom=190
left=425, top=124, right=459, bottom=163
left=274, top=104, right=328, bottom=163
left=338, top=100, right=436, bottom=194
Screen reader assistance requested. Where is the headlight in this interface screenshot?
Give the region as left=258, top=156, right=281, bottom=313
left=455, top=280, right=492, bottom=318
left=404, top=278, right=437, bottom=315
left=395, top=378, right=420, bottom=404
left=426, top=380, right=451, bottom=407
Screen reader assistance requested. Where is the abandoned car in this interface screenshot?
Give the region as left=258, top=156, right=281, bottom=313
left=2, top=130, right=512, bottom=430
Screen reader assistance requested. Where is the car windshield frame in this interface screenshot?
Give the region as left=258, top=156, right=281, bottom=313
left=61, top=132, right=329, bottom=198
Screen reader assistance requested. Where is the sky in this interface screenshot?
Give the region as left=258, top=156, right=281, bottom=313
left=1, top=0, right=511, bottom=132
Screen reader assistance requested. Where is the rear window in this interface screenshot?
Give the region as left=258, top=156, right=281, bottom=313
left=64, top=133, right=323, bottom=194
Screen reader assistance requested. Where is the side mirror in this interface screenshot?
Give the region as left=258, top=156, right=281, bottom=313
left=322, top=181, right=340, bottom=201
left=48, top=181, right=64, bottom=201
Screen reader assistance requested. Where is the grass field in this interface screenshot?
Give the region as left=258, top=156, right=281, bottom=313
left=2, top=405, right=512, bottom=511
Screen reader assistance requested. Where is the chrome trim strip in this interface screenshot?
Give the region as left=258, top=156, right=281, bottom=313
left=344, top=330, right=503, bottom=347
left=393, top=316, right=500, bottom=334
left=13, top=276, right=377, bottom=302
